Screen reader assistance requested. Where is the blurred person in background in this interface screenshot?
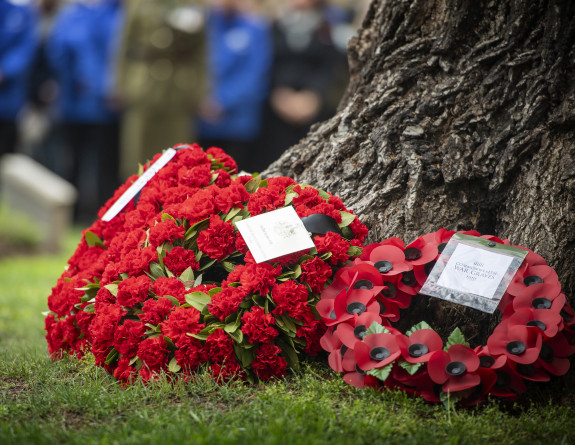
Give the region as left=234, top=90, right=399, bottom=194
left=46, top=0, right=122, bottom=222
left=0, top=0, right=38, bottom=157
left=254, top=0, right=342, bottom=171
left=197, top=0, right=272, bottom=172
left=116, top=0, right=206, bottom=179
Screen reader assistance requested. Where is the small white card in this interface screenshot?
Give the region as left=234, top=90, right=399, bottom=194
left=436, top=243, right=514, bottom=299
left=102, top=148, right=177, bottom=222
left=235, top=206, right=315, bottom=263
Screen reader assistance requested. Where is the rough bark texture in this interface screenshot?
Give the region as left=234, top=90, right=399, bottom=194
left=264, top=0, right=575, bottom=343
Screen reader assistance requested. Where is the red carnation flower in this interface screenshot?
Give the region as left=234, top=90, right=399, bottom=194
left=164, top=187, right=217, bottom=224
left=162, top=307, right=204, bottom=346
left=206, top=146, right=238, bottom=173
left=89, top=303, right=126, bottom=346
left=300, top=257, right=333, bottom=293
left=204, top=329, right=235, bottom=364
left=314, top=232, right=350, bottom=265
left=139, top=297, right=174, bottom=325
left=119, top=246, right=157, bottom=276
left=251, top=344, right=288, bottom=381
left=117, top=275, right=152, bottom=308
left=151, top=276, right=186, bottom=304
left=174, top=336, right=204, bottom=373
left=148, top=219, right=185, bottom=248
left=197, top=215, right=236, bottom=261
left=241, top=307, right=278, bottom=344
left=247, top=187, right=285, bottom=215
left=208, top=286, right=248, bottom=321
left=215, top=183, right=250, bottom=213
left=163, top=246, right=199, bottom=276
left=226, top=263, right=282, bottom=295
left=137, top=335, right=169, bottom=371
left=296, top=312, right=327, bottom=355
left=178, top=163, right=212, bottom=188
left=113, top=356, right=138, bottom=385
left=113, top=319, right=145, bottom=356
left=271, top=281, right=309, bottom=319
left=427, top=344, right=481, bottom=392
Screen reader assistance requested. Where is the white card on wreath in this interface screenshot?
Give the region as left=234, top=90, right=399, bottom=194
left=235, top=206, right=315, bottom=263
left=435, top=243, right=514, bottom=300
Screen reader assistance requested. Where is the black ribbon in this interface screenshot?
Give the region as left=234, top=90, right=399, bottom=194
left=300, top=214, right=343, bottom=237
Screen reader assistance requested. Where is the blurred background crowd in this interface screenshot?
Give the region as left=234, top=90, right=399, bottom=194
left=0, top=0, right=368, bottom=223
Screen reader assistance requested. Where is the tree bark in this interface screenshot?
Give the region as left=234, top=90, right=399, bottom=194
left=264, top=0, right=575, bottom=343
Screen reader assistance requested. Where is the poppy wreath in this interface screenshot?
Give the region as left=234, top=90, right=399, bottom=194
left=318, top=229, right=575, bottom=406
left=45, top=144, right=368, bottom=384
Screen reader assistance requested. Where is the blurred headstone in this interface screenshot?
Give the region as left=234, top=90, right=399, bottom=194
left=0, top=153, right=77, bottom=252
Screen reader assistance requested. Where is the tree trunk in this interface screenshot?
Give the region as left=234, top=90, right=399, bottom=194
left=264, top=0, right=575, bottom=343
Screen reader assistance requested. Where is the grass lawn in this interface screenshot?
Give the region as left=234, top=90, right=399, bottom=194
left=1, top=228, right=574, bottom=445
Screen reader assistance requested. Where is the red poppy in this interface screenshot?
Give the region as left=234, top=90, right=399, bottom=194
left=512, top=291, right=565, bottom=313
left=487, top=324, right=543, bottom=364
left=402, top=236, right=440, bottom=267
left=320, top=264, right=383, bottom=300
left=503, top=307, right=563, bottom=338
left=336, top=312, right=383, bottom=349
left=355, top=332, right=401, bottom=371
left=367, top=244, right=412, bottom=277
left=360, top=237, right=405, bottom=261
left=507, top=264, right=561, bottom=298
left=536, top=334, right=573, bottom=376
left=487, top=362, right=527, bottom=399
left=317, top=286, right=380, bottom=326
left=427, top=344, right=481, bottom=392
left=377, top=275, right=412, bottom=308
left=340, top=347, right=379, bottom=388
left=397, top=329, right=443, bottom=363
left=511, top=360, right=550, bottom=383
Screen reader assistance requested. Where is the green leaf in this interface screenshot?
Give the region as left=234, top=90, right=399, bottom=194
left=346, top=245, right=362, bottom=258
left=82, top=304, right=95, bottom=314
left=105, top=348, right=119, bottom=366
left=233, top=343, right=255, bottom=368
left=367, top=363, right=393, bottom=381
left=185, top=291, right=211, bottom=311
left=179, top=266, right=195, bottom=284
left=188, top=332, right=209, bottom=341
left=224, top=207, right=243, bottom=222
left=85, top=231, right=106, bottom=248
left=224, top=316, right=241, bottom=334
left=406, top=321, right=433, bottom=337
left=318, top=189, right=331, bottom=200
left=284, top=192, right=298, bottom=206
left=104, top=283, right=118, bottom=297
left=194, top=274, right=203, bottom=286
left=168, top=357, right=181, bottom=373
left=365, top=321, right=390, bottom=336
left=228, top=329, right=243, bottom=343
left=340, top=226, right=354, bottom=240
left=276, top=336, right=300, bottom=371
left=221, top=261, right=235, bottom=273
left=278, top=314, right=297, bottom=334
left=338, top=211, right=356, bottom=227
left=164, top=295, right=181, bottom=307
left=244, top=176, right=262, bottom=193
left=149, top=261, right=166, bottom=279
left=444, top=327, right=469, bottom=350
left=399, top=360, right=424, bottom=376
left=291, top=264, right=302, bottom=280
left=208, top=287, right=223, bottom=296
left=199, top=258, right=217, bottom=271
left=161, top=213, right=175, bottom=221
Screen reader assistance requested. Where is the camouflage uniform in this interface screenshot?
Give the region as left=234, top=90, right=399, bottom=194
left=116, top=0, right=206, bottom=178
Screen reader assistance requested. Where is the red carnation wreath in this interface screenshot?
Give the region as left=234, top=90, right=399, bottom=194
left=318, top=229, right=575, bottom=406
left=45, top=144, right=368, bottom=384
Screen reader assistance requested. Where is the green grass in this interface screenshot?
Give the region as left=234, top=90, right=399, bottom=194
left=1, top=229, right=574, bottom=445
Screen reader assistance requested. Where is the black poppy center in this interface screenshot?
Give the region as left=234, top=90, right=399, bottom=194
left=369, top=346, right=391, bottom=361
left=353, top=279, right=374, bottom=290
left=445, top=361, right=466, bottom=376
left=561, top=310, right=573, bottom=323
left=437, top=242, right=447, bottom=254
left=539, top=343, right=554, bottom=362
left=479, top=356, right=495, bottom=368
left=329, top=310, right=336, bottom=320
left=353, top=325, right=367, bottom=340
left=408, top=343, right=429, bottom=358
left=382, top=282, right=397, bottom=299
left=526, top=320, right=546, bottom=331
left=340, top=345, right=349, bottom=358
left=506, top=341, right=526, bottom=355
left=355, top=364, right=366, bottom=375
left=346, top=302, right=367, bottom=315
left=404, top=247, right=422, bottom=261
left=532, top=298, right=552, bottom=309
left=424, top=261, right=436, bottom=276
left=524, top=275, right=544, bottom=286
left=401, top=271, right=416, bottom=286
left=374, top=260, right=393, bottom=273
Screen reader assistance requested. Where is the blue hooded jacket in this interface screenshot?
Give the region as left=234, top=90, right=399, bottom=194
left=47, top=0, right=122, bottom=123
left=197, top=9, right=272, bottom=141
left=0, top=0, right=38, bottom=121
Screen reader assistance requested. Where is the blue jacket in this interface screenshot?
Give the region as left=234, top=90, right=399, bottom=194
left=197, top=9, right=272, bottom=141
left=0, top=0, right=37, bottom=121
left=47, top=0, right=122, bottom=124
